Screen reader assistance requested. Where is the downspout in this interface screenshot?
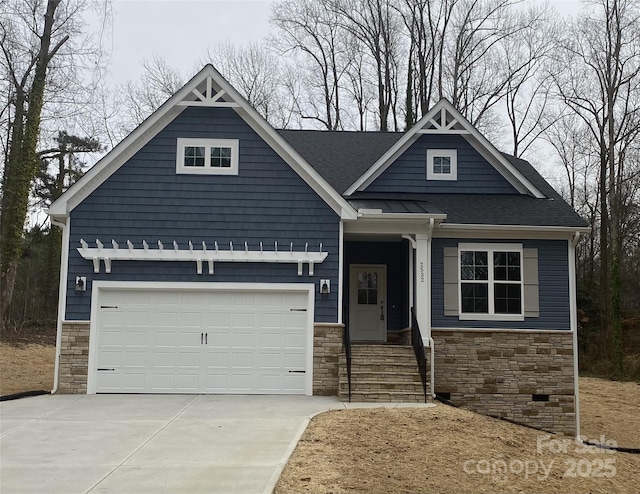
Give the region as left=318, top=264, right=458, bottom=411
left=426, top=218, right=436, bottom=398
left=569, top=231, right=581, bottom=441
left=50, top=216, right=69, bottom=394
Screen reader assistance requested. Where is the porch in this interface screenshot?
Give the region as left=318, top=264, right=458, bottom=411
left=340, top=232, right=433, bottom=403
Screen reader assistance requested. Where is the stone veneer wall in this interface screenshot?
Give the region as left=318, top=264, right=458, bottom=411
left=57, top=321, right=91, bottom=394
left=313, top=323, right=344, bottom=395
left=432, top=330, right=576, bottom=436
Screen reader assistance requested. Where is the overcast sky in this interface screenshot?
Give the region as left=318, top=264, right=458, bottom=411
left=100, top=0, right=583, bottom=86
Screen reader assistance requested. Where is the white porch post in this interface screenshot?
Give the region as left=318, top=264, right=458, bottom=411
left=415, top=232, right=431, bottom=342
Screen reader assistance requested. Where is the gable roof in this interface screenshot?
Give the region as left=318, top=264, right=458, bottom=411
left=277, top=130, right=587, bottom=228
left=48, top=65, right=358, bottom=221
left=343, top=99, right=546, bottom=198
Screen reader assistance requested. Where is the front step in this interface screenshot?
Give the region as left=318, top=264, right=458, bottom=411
left=339, top=344, right=428, bottom=403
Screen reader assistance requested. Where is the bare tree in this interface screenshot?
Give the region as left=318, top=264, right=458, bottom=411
left=502, top=4, right=559, bottom=158
left=0, top=0, right=105, bottom=324
left=271, top=0, right=351, bottom=129
left=205, top=42, right=294, bottom=128
left=329, top=0, right=403, bottom=131
left=119, top=55, right=184, bottom=128
left=551, top=0, right=640, bottom=371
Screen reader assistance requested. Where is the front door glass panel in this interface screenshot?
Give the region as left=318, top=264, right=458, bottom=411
left=357, top=271, right=378, bottom=304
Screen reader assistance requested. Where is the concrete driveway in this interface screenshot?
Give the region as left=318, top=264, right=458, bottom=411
left=0, top=394, right=343, bottom=494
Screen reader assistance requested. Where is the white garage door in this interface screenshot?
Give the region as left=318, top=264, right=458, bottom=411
left=91, top=286, right=311, bottom=395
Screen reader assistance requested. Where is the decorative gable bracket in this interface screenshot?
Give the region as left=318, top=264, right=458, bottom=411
left=176, top=76, right=240, bottom=108
left=78, top=239, right=328, bottom=276
left=417, top=107, right=469, bottom=135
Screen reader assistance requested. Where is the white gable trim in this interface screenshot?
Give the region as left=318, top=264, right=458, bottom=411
left=49, top=65, right=357, bottom=221
left=344, top=99, right=545, bottom=199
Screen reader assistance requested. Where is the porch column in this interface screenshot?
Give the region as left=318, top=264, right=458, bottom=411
left=415, top=233, right=431, bottom=342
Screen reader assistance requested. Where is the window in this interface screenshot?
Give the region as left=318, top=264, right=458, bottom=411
left=176, top=138, right=239, bottom=175
left=427, top=149, right=457, bottom=181
left=458, top=243, right=523, bottom=321
left=357, top=271, right=378, bottom=305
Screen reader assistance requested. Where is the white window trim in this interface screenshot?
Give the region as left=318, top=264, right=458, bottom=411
left=176, top=138, right=239, bottom=175
left=458, top=242, right=524, bottom=321
left=427, top=149, right=457, bottom=181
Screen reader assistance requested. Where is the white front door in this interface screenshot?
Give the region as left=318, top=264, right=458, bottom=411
left=349, top=265, right=386, bottom=341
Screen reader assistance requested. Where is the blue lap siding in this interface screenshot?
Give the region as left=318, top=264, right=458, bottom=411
left=431, top=238, right=570, bottom=330
left=366, top=134, right=518, bottom=194
left=65, top=106, right=340, bottom=322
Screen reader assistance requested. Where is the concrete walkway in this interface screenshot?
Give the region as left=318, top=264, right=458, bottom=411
left=0, top=394, right=434, bottom=494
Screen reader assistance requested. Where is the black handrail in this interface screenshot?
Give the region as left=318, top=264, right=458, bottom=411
left=343, top=309, right=352, bottom=402
left=411, top=307, right=428, bottom=403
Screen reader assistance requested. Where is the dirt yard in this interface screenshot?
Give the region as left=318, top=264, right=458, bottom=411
left=1, top=343, right=638, bottom=493
left=276, top=379, right=640, bottom=494
left=276, top=403, right=640, bottom=494
left=0, top=342, right=55, bottom=395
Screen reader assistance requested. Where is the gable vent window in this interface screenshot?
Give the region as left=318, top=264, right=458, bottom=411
left=427, top=149, right=457, bottom=181
left=177, top=138, right=239, bottom=175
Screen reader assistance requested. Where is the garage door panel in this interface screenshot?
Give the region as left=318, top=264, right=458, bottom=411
left=97, top=350, right=122, bottom=368
left=176, top=350, right=200, bottom=367
left=207, top=332, right=230, bottom=347
left=121, top=372, right=145, bottom=390
left=151, top=351, right=175, bottom=367
left=122, top=330, right=147, bottom=347
left=94, top=287, right=310, bottom=395
left=99, top=329, right=123, bottom=347
left=151, top=311, right=178, bottom=328
left=151, top=372, right=176, bottom=391
left=204, top=350, right=229, bottom=367
left=154, top=331, right=177, bottom=347
left=124, top=351, right=146, bottom=366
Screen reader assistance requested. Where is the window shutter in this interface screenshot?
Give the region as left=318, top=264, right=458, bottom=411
left=443, top=247, right=459, bottom=316
left=523, top=248, right=539, bottom=317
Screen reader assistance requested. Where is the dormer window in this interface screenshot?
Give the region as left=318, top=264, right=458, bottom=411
left=176, top=138, right=239, bottom=175
left=427, top=149, right=457, bottom=181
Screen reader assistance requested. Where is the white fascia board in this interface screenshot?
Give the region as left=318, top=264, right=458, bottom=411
left=357, top=212, right=447, bottom=221
left=47, top=66, right=218, bottom=217
left=344, top=99, right=545, bottom=199
left=49, top=64, right=357, bottom=221
left=344, top=218, right=438, bottom=235
left=344, top=104, right=443, bottom=195
left=201, top=67, right=357, bottom=220
left=463, top=133, right=544, bottom=198
left=435, top=223, right=591, bottom=240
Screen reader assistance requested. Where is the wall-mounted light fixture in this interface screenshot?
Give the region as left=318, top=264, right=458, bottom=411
left=320, top=279, right=330, bottom=294
left=75, top=276, right=87, bottom=292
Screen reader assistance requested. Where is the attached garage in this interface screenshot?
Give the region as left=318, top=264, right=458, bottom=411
left=87, top=282, right=314, bottom=395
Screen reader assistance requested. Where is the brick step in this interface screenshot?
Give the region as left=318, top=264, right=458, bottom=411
left=349, top=344, right=414, bottom=355
left=338, top=359, right=418, bottom=372
left=338, top=390, right=428, bottom=403
left=338, top=370, right=423, bottom=382
left=339, top=380, right=425, bottom=392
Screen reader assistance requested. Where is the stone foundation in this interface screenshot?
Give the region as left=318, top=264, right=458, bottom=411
left=432, top=329, right=576, bottom=435
left=57, top=321, right=91, bottom=394
left=57, top=321, right=344, bottom=396
left=313, top=323, right=344, bottom=395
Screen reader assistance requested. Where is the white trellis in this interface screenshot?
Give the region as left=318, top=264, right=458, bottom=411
left=77, top=239, right=328, bottom=276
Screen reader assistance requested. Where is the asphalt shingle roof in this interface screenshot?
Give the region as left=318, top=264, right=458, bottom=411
left=277, top=129, right=587, bottom=228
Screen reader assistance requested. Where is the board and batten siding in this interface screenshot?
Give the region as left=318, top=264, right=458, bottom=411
left=65, top=106, right=340, bottom=322
left=366, top=134, right=518, bottom=194
left=431, top=238, right=570, bottom=330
